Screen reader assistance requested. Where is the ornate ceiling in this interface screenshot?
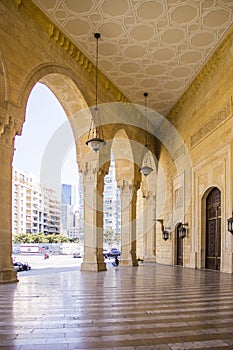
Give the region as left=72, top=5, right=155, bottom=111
left=32, top=0, right=233, bottom=116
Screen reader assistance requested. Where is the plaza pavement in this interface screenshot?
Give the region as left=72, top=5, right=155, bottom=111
left=1, top=256, right=233, bottom=349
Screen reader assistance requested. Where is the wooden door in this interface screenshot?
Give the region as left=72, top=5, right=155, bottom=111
left=206, top=188, right=221, bottom=270
left=176, top=223, right=183, bottom=266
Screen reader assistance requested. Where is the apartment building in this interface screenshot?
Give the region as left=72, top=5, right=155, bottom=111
left=12, top=167, right=60, bottom=237
left=103, top=156, right=121, bottom=236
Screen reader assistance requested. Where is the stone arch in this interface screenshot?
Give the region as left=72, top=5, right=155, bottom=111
left=13, top=63, right=97, bottom=183
left=16, top=63, right=92, bottom=141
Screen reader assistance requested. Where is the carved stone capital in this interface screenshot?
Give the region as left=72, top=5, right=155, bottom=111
left=0, top=116, right=16, bottom=150
left=82, top=161, right=109, bottom=196
left=118, top=179, right=140, bottom=196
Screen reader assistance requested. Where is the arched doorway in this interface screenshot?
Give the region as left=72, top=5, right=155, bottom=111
left=205, top=187, right=221, bottom=270
left=176, top=223, right=183, bottom=266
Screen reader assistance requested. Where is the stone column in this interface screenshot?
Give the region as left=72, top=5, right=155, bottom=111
left=80, top=161, right=106, bottom=272
left=0, top=119, right=18, bottom=283
left=142, top=191, right=156, bottom=263
left=119, top=180, right=139, bottom=266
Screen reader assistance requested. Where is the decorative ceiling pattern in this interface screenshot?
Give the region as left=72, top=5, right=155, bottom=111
left=32, top=0, right=233, bottom=116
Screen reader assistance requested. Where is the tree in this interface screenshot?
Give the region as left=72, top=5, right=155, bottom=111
left=13, top=233, right=70, bottom=244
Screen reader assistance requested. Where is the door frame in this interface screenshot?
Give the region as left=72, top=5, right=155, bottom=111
left=201, top=186, right=222, bottom=270
left=174, top=222, right=184, bottom=266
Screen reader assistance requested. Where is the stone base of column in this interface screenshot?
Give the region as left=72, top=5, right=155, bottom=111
left=190, top=252, right=197, bottom=269
left=0, top=269, right=18, bottom=283
left=80, top=262, right=107, bottom=272
left=143, top=256, right=156, bottom=263
left=119, top=259, right=138, bottom=267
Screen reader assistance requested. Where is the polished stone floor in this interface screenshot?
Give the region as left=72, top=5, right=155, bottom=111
left=1, top=263, right=233, bottom=349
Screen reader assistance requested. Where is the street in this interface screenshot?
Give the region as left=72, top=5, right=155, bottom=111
left=14, top=254, right=115, bottom=276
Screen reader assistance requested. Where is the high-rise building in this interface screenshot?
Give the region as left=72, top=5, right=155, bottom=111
left=76, top=158, right=121, bottom=244
left=12, top=167, right=60, bottom=237
left=76, top=173, right=84, bottom=242
left=61, top=184, right=76, bottom=206
left=103, top=155, right=121, bottom=237
left=61, top=183, right=78, bottom=238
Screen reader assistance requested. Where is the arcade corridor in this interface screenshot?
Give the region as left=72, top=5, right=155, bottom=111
left=1, top=263, right=233, bottom=349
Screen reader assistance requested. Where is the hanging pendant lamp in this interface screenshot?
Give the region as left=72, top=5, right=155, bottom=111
left=140, top=92, right=153, bottom=177
left=86, top=33, right=106, bottom=152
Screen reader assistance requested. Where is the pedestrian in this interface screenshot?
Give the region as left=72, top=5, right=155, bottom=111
left=115, top=256, right=119, bottom=266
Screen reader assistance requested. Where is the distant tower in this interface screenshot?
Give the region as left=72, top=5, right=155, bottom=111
left=103, top=152, right=121, bottom=242
left=61, top=184, right=76, bottom=237
left=62, top=184, right=73, bottom=205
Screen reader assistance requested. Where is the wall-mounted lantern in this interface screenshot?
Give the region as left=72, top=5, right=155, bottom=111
left=227, top=212, right=233, bottom=234
left=156, top=219, right=171, bottom=241
left=177, top=223, right=188, bottom=239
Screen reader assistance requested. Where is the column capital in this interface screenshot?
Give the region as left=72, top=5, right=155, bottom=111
left=0, top=101, right=24, bottom=139
left=118, top=179, right=140, bottom=196
left=81, top=160, right=108, bottom=183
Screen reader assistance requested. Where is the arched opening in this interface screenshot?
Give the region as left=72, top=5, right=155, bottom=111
left=111, top=129, right=138, bottom=266
left=12, top=75, right=89, bottom=261
left=103, top=151, right=121, bottom=252
left=205, top=187, right=221, bottom=270
left=137, top=149, right=157, bottom=262
left=175, top=222, right=184, bottom=266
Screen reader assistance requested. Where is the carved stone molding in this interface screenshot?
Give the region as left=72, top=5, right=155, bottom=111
left=190, top=99, right=233, bottom=148
left=48, top=24, right=129, bottom=105
left=0, top=116, right=17, bottom=149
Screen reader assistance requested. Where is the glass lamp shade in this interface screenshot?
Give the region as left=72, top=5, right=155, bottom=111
left=86, top=137, right=106, bottom=152
left=140, top=165, right=153, bottom=177
left=140, top=146, right=153, bottom=177
left=162, top=230, right=169, bottom=241
left=178, top=226, right=186, bottom=239
left=227, top=215, right=233, bottom=234
left=86, top=106, right=106, bottom=152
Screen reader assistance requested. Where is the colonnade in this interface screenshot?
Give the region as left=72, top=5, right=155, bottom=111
left=80, top=156, right=157, bottom=272
left=0, top=129, right=157, bottom=282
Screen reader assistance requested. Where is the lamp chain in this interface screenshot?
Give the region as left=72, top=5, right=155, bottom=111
left=144, top=92, right=148, bottom=146
left=95, top=33, right=100, bottom=109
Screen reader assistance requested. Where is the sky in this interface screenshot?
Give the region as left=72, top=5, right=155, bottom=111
left=13, top=83, right=79, bottom=201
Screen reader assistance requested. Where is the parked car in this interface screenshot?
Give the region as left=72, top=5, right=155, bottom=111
left=13, top=261, right=31, bottom=272
left=73, top=252, right=82, bottom=258
left=108, top=248, right=121, bottom=257
left=103, top=248, right=121, bottom=258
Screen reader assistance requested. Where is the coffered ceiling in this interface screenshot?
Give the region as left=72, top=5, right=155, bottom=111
left=32, top=0, right=233, bottom=116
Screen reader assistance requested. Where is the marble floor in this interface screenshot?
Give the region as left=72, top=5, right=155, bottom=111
left=1, top=263, right=233, bottom=349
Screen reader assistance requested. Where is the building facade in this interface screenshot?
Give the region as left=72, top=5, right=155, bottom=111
left=12, top=167, right=60, bottom=237
left=103, top=155, right=121, bottom=238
